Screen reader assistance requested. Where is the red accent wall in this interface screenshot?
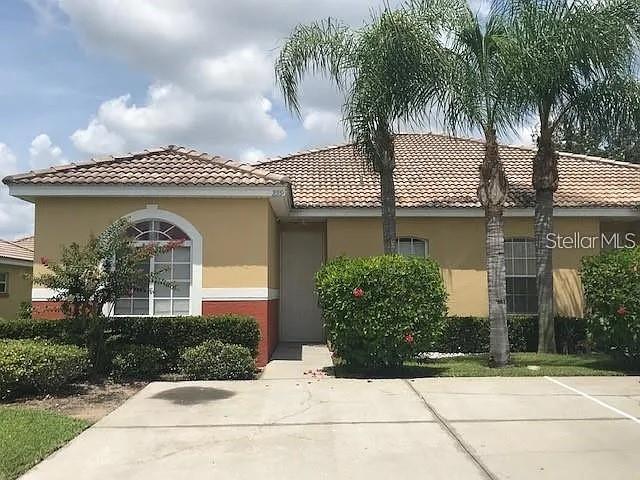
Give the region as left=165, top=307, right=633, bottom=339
left=202, top=299, right=279, bottom=367
left=32, top=301, right=65, bottom=320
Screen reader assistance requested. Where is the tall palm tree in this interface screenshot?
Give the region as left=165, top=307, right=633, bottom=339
left=409, top=0, right=525, bottom=366
left=502, top=0, right=640, bottom=352
left=275, top=8, right=444, bottom=253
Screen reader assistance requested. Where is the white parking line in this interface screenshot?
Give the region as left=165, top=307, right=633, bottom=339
left=544, top=376, right=640, bottom=425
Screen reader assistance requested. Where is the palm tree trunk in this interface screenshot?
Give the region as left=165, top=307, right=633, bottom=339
left=380, top=165, right=397, bottom=254
left=533, top=126, right=558, bottom=353
left=479, top=128, right=510, bottom=366
left=375, top=126, right=397, bottom=254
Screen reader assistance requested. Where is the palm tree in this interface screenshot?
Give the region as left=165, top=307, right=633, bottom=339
left=502, top=0, right=640, bottom=352
left=409, top=0, right=526, bottom=366
left=275, top=8, right=444, bottom=253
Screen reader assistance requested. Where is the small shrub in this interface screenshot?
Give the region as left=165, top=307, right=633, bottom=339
left=316, top=255, right=448, bottom=368
left=180, top=340, right=255, bottom=380
left=0, top=340, right=89, bottom=399
left=107, top=314, right=260, bottom=368
left=110, top=344, right=167, bottom=379
left=581, top=247, right=640, bottom=362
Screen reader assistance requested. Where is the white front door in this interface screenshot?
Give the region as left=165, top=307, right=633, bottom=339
left=280, top=226, right=325, bottom=342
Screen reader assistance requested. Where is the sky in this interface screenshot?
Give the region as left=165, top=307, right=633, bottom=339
left=0, top=0, right=524, bottom=239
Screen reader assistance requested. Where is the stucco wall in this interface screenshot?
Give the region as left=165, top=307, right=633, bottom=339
left=326, top=216, right=600, bottom=317
left=0, top=263, right=32, bottom=320
left=267, top=206, right=280, bottom=290
left=33, top=197, right=276, bottom=289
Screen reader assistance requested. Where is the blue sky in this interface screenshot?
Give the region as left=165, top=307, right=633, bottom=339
left=0, top=0, right=504, bottom=238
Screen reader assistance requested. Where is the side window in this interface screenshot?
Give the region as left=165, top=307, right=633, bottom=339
left=504, top=238, right=537, bottom=314
left=0, top=272, right=8, bottom=294
left=397, top=237, right=428, bottom=257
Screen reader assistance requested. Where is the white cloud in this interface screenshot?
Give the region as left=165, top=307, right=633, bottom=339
left=240, top=148, right=267, bottom=164
left=303, top=109, right=343, bottom=134
left=0, top=144, right=34, bottom=238
left=71, top=82, right=285, bottom=156
left=70, top=119, right=126, bottom=156
left=38, top=0, right=401, bottom=159
left=29, top=133, right=66, bottom=169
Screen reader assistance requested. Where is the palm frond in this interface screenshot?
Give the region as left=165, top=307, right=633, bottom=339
left=274, top=18, right=354, bottom=115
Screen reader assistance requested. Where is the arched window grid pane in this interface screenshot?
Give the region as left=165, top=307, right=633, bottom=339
left=115, top=219, right=192, bottom=316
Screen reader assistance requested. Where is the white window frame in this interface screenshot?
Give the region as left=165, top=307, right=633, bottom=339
left=397, top=237, right=429, bottom=257
left=504, top=237, right=537, bottom=315
left=115, top=238, right=192, bottom=317
left=0, top=272, right=7, bottom=294
left=108, top=207, right=203, bottom=316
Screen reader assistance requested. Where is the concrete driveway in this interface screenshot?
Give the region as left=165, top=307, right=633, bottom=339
left=21, top=348, right=640, bottom=479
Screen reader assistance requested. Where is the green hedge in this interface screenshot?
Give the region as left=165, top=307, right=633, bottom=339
left=435, top=316, right=587, bottom=354
left=181, top=340, right=255, bottom=380
left=0, top=315, right=260, bottom=368
left=0, top=318, right=81, bottom=345
left=581, top=247, right=640, bottom=362
left=316, top=255, right=447, bottom=368
left=107, top=315, right=260, bottom=367
left=0, top=339, right=89, bottom=399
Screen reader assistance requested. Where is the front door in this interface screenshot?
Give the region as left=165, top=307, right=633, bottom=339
left=280, top=226, right=325, bottom=342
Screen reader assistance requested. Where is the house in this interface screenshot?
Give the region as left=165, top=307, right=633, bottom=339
left=3, top=133, right=640, bottom=365
left=0, top=235, right=34, bottom=319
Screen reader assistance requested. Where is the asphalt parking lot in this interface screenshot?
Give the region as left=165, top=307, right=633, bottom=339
left=20, top=372, right=640, bottom=480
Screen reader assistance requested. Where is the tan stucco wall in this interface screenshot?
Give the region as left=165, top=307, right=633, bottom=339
left=267, top=206, right=280, bottom=290
left=34, top=197, right=277, bottom=289
left=0, top=263, right=32, bottom=319
left=327, top=216, right=600, bottom=317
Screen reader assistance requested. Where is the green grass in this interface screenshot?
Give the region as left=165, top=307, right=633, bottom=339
left=0, top=407, right=88, bottom=480
left=332, top=353, right=638, bottom=378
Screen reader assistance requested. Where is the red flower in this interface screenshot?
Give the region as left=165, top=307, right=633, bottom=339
left=617, top=305, right=628, bottom=316
left=404, top=333, right=414, bottom=344
left=352, top=287, right=364, bottom=298
left=40, top=256, right=49, bottom=267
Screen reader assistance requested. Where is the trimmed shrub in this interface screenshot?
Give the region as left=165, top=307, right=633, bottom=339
left=0, top=339, right=89, bottom=399
left=0, top=318, right=81, bottom=344
left=107, top=314, right=260, bottom=368
left=316, top=255, right=448, bottom=368
left=0, top=315, right=261, bottom=371
left=180, top=340, right=255, bottom=380
left=581, top=247, right=640, bottom=362
left=434, top=316, right=587, bottom=354
left=110, top=344, right=167, bottom=380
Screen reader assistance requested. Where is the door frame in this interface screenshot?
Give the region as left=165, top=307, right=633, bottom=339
left=278, top=222, right=326, bottom=342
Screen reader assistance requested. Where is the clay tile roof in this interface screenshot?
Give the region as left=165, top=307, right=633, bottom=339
left=0, top=236, right=34, bottom=262
left=258, top=133, right=640, bottom=209
left=2, top=146, right=289, bottom=187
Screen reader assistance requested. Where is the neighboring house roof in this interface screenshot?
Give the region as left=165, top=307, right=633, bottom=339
left=259, top=133, right=640, bottom=209
left=3, top=146, right=288, bottom=187
left=12, top=235, right=34, bottom=251
left=0, top=236, right=34, bottom=263
left=3, top=134, right=639, bottom=210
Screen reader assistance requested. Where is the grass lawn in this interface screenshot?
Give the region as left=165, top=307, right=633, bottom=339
left=0, top=407, right=88, bottom=480
left=332, top=352, right=639, bottom=378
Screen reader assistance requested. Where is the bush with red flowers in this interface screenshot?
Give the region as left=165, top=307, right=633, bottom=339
left=315, top=255, right=447, bottom=368
left=581, top=246, right=640, bottom=363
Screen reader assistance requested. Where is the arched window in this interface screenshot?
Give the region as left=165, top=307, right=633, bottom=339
left=114, top=219, right=192, bottom=316
left=397, top=237, right=428, bottom=257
